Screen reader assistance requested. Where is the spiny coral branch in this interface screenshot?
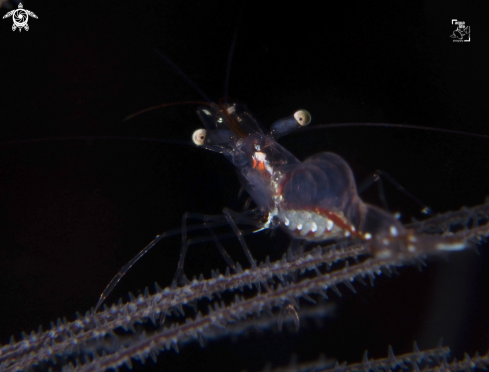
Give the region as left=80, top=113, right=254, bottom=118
left=0, top=243, right=366, bottom=371
left=263, top=343, right=489, bottom=372
left=273, top=343, right=451, bottom=372
left=1, top=201, right=489, bottom=372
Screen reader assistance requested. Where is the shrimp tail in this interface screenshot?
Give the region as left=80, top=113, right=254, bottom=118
left=370, top=225, right=485, bottom=259
left=361, top=203, right=487, bottom=258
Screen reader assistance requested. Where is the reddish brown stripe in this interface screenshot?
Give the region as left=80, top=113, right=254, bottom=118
left=314, top=207, right=363, bottom=238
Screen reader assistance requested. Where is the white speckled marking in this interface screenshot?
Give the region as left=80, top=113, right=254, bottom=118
left=436, top=242, right=466, bottom=251
left=389, top=226, right=398, bottom=237
left=277, top=208, right=352, bottom=240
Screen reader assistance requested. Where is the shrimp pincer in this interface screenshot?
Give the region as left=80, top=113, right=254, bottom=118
left=192, top=101, right=469, bottom=258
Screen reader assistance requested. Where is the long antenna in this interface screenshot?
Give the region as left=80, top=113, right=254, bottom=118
left=223, top=1, right=246, bottom=102
left=153, top=48, right=212, bottom=104
left=122, top=101, right=209, bottom=122
left=0, top=136, right=191, bottom=147
left=295, top=122, right=489, bottom=140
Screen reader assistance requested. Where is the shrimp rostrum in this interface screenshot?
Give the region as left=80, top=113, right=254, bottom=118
left=192, top=101, right=468, bottom=261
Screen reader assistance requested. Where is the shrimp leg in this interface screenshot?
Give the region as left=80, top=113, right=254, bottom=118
left=173, top=210, right=262, bottom=285
left=357, top=169, right=433, bottom=216
left=223, top=207, right=260, bottom=270
left=95, top=214, right=255, bottom=311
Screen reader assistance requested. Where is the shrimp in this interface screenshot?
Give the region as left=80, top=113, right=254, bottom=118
left=189, top=101, right=475, bottom=264
left=91, top=97, right=481, bottom=312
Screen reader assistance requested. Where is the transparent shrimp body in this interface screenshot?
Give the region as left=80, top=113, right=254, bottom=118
left=271, top=153, right=406, bottom=242
left=192, top=102, right=464, bottom=256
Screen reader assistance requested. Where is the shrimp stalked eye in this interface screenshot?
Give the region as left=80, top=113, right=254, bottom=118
left=293, top=109, right=311, bottom=126
left=269, top=109, right=312, bottom=139
left=192, top=128, right=207, bottom=146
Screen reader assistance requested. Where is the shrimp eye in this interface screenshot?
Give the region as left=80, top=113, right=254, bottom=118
left=293, top=110, right=311, bottom=126
left=192, top=128, right=207, bottom=146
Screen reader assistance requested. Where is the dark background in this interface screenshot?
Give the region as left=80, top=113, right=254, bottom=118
left=1, top=0, right=488, bottom=371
